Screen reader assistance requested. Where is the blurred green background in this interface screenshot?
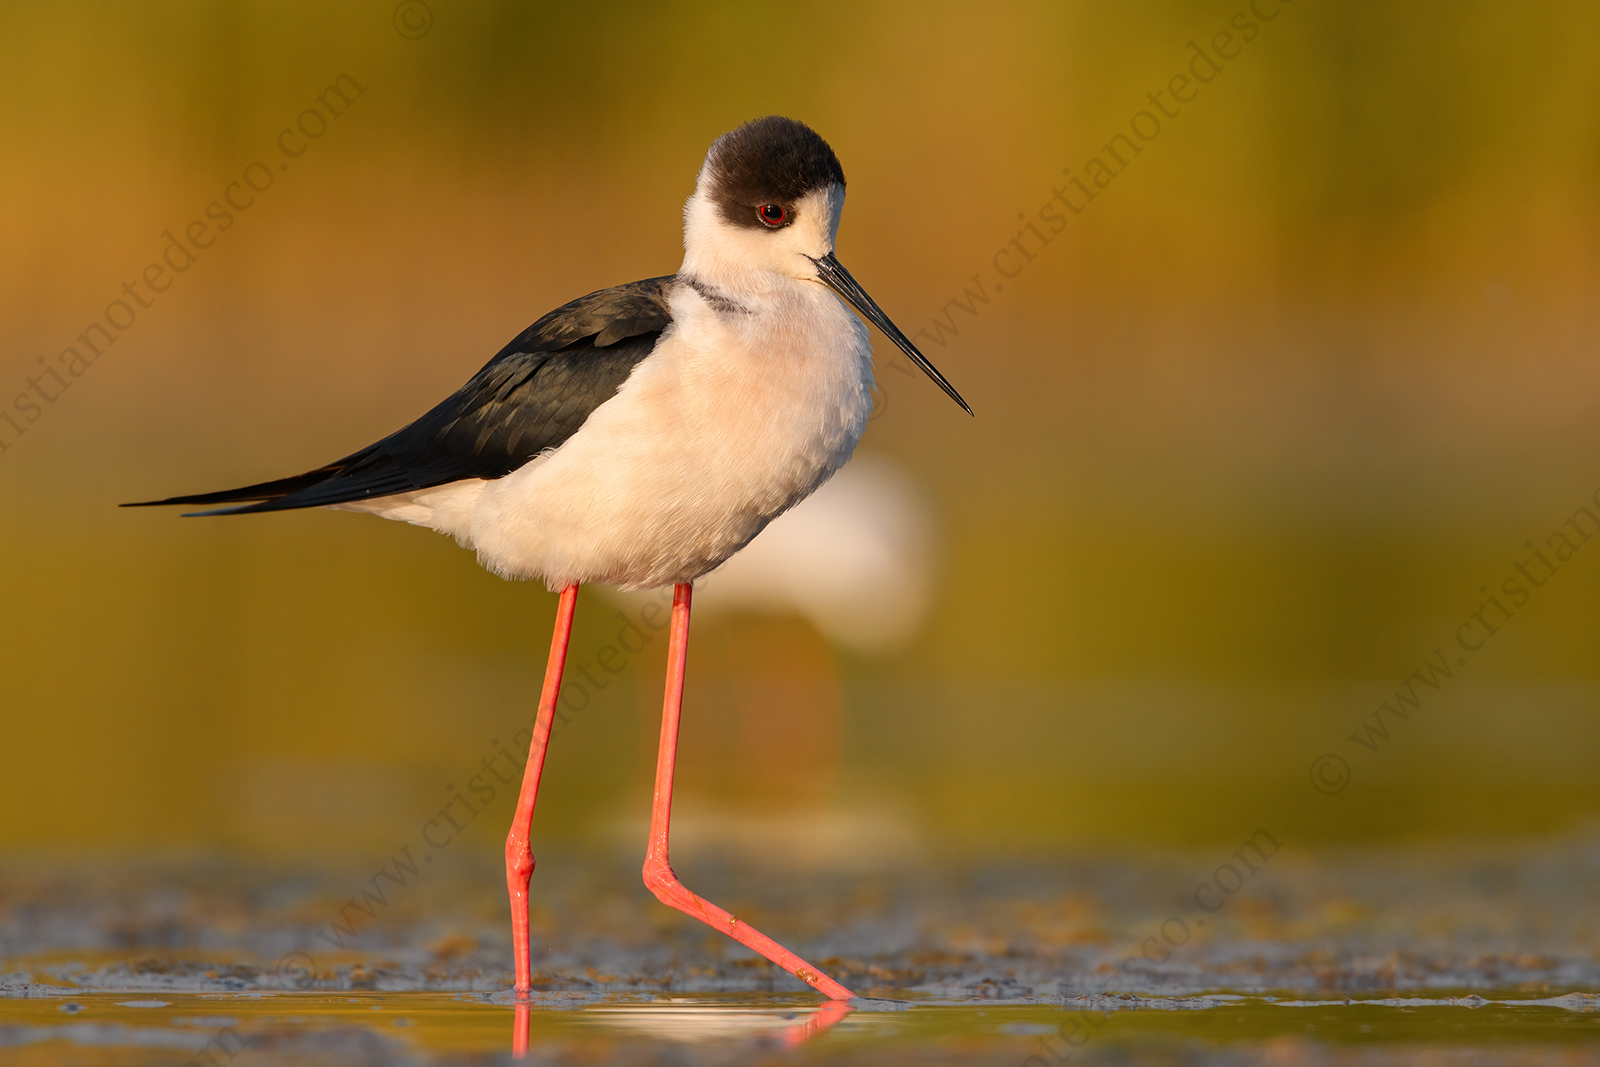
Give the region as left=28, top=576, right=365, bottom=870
left=3, top=0, right=1599, bottom=866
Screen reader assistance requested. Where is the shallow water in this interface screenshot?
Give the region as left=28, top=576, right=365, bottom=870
left=6, top=835, right=1600, bottom=1063
left=4, top=988, right=1600, bottom=1065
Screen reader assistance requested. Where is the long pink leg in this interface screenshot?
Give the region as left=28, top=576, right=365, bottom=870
left=641, top=583, right=855, bottom=1001
left=506, top=583, right=579, bottom=997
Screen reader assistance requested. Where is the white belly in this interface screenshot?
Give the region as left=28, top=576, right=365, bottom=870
left=338, top=280, right=874, bottom=590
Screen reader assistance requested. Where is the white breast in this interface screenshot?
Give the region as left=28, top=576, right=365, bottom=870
left=340, top=279, right=875, bottom=591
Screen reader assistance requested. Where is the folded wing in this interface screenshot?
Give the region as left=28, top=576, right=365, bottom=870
left=124, top=276, right=675, bottom=515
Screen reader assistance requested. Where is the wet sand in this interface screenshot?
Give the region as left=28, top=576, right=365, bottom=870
left=4, top=830, right=1599, bottom=1063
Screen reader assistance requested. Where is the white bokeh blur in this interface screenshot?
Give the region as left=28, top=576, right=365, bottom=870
left=603, top=451, right=936, bottom=653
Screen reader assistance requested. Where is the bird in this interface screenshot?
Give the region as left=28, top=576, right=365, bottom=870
left=125, top=115, right=972, bottom=1007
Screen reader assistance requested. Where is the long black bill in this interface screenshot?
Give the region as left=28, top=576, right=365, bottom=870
left=810, top=252, right=974, bottom=416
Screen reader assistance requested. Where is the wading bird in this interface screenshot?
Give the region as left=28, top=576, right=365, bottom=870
left=127, top=115, right=971, bottom=1005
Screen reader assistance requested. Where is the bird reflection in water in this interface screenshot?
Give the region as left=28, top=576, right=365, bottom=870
left=511, top=998, right=856, bottom=1057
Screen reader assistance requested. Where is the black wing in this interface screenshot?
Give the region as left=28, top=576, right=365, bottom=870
left=124, top=276, right=675, bottom=515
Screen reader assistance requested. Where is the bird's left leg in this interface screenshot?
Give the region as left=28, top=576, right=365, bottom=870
left=640, top=582, right=855, bottom=1000
left=506, top=583, right=579, bottom=997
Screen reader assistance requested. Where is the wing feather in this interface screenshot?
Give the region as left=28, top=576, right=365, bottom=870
left=124, top=276, right=675, bottom=515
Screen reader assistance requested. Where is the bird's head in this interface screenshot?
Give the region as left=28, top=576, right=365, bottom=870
left=682, top=116, right=972, bottom=415
left=684, top=115, right=846, bottom=284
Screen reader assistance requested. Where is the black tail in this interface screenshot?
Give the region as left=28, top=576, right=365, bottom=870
left=121, top=440, right=445, bottom=517
left=121, top=463, right=345, bottom=514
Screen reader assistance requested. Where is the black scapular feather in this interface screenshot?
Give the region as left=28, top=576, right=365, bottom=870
left=123, top=277, right=675, bottom=515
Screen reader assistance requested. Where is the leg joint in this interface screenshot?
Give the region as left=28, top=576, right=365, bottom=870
left=641, top=856, right=679, bottom=901
left=505, top=837, right=534, bottom=880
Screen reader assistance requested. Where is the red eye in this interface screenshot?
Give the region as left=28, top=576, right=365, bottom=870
left=758, top=204, right=786, bottom=226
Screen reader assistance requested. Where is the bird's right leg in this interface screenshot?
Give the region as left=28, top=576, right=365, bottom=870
left=506, top=583, right=579, bottom=996
left=641, top=583, right=855, bottom=1000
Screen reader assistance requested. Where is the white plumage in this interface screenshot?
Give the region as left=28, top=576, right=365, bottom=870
left=340, top=182, right=874, bottom=590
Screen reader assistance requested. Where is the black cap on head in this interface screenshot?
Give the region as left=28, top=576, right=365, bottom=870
left=704, top=116, right=846, bottom=230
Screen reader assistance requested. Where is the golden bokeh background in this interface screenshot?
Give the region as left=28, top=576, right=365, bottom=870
left=3, top=0, right=1599, bottom=865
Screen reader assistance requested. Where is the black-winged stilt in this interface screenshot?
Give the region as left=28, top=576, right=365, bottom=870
left=126, top=115, right=971, bottom=1008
